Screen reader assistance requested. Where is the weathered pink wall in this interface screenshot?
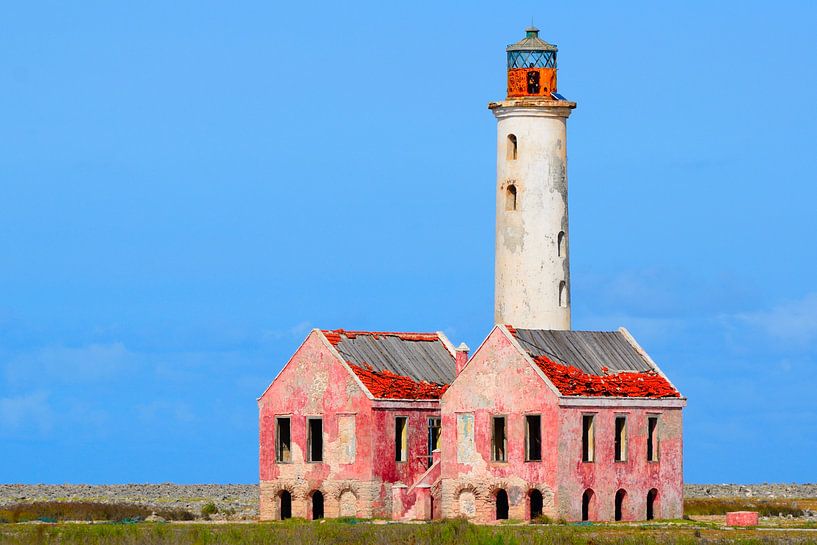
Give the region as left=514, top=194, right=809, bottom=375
left=370, top=404, right=442, bottom=517
left=258, top=331, right=444, bottom=521
left=556, top=404, right=683, bottom=521
left=440, top=328, right=561, bottom=522
left=439, top=327, right=684, bottom=523
left=258, top=331, right=376, bottom=520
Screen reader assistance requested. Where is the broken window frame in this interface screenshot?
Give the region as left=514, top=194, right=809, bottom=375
left=491, top=415, right=507, bottom=463
left=275, top=416, right=292, bottom=463
left=647, top=414, right=660, bottom=462
left=525, top=414, right=542, bottom=462
left=426, top=417, right=441, bottom=468
left=614, top=414, right=627, bottom=462
left=307, top=416, right=323, bottom=463
left=395, top=415, right=409, bottom=463
left=581, top=413, right=595, bottom=463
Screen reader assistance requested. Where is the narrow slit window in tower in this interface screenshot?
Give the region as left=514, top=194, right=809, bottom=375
left=557, top=231, right=566, bottom=257
left=559, top=281, right=567, bottom=308
left=507, top=134, right=518, bottom=160
left=506, top=184, right=518, bottom=211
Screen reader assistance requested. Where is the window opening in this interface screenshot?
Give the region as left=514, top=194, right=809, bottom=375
left=559, top=281, right=567, bottom=308
left=496, top=489, right=509, bottom=520
left=529, top=489, right=543, bottom=519
left=279, top=490, right=292, bottom=520
left=581, top=414, right=594, bottom=462
left=307, top=417, right=323, bottom=462
left=276, top=417, right=291, bottom=463
left=647, top=416, right=659, bottom=461
left=525, top=415, right=542, bottom=461
left=557, top=231, right=566, bottom=257
left=615, top=489, right=626, bottom=521
left=427, top=417, right=441, bottom=468
left=311, top=491, right=324, bottom=520
left=492, top=416, right=507, bottom=462
left=581, top=489, right=594, bottom=522
left=614, top=416, right=627, bottom=462
left=506, top=184, right=518, bottom=211
left=507, top=134, right=518, bottom=160
left=395, top=416, right=408, bottom=462
left=647, top=489, right=658, bottom=520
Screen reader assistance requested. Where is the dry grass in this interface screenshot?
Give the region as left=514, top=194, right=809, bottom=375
left=684, top=497, right=811, bottom=517
left=0, top=519, right=814, bottom=545
left=0, top=501, right=194, bottom=523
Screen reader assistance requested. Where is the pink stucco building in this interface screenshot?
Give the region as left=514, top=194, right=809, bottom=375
left=258, top=28, right=686, bottom=523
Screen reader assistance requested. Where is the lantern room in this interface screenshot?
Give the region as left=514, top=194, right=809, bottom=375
left=506, top=27, right=559, bottom=98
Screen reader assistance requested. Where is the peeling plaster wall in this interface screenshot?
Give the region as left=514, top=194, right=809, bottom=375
left=438, top=328, right=684, bottom=523
left=258, top=332, right=377, bottom=520
left=258, top=332, right=444, bottom=521
left=493, top=103, right=574, bottom=330
left=370, top=405, right=443, bottom=518
left=556, top=404, right=683, bottom=521
left=440, top=330, right=560, bottom=522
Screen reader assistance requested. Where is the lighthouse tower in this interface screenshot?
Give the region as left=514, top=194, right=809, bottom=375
left=490, top=27, right=576, bottom=330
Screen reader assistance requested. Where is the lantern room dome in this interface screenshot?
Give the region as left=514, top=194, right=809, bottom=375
left=506, top=26, right=558, bottom=53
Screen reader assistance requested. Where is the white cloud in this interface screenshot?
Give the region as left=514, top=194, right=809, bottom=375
left=0, top=391, right=54, bottom=436
left=3, top=342, right=134, bottom=387
left=729, top=292, right=817, bottom=345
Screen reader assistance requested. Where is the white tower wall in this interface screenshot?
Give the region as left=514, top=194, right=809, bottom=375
left=492, top=102, right=574, bottom=330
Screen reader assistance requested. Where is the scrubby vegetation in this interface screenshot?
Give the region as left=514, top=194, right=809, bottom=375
left=0, top=519, right=811, bottom=545
left=684, top=497, right=808, bottom=517
left=0, top=501, right=194, bottom=523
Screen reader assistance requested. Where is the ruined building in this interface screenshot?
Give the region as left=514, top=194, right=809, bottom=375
left=258, top=28, right=686, bottom=523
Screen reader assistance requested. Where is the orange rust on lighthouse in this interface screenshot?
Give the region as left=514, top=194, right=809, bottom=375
left=506, top=26, right=559, bottom=98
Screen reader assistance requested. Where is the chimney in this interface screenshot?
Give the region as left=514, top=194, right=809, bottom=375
left=455, top=342, right=470, bottom=376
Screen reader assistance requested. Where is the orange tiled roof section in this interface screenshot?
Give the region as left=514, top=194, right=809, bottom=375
left=322, top=329, right=451, bottom=400
left=532, top=354, right=679, bottom=398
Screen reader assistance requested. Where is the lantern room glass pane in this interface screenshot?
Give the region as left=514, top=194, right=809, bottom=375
left=507, top=51, right=556, bottom=69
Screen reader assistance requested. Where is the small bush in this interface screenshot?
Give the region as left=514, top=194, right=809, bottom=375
left=201, top=502, right=219, bottom=519
left=531, top=514, right=553, bottom=524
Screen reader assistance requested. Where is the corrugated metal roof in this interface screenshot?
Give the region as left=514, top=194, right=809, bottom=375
left=331, top=333, right=455, bottom=385
left=511, top=329, right=653, bottom=375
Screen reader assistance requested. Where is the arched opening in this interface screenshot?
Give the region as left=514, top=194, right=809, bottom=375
left=506, top=184, right=518, bottom=211
left=559, top=281, right=567, bottom=308
left=458, top=489, right=476, bottom=518
left=507, top=134, right=518, bottom=160
left=615, top=489, right=627, bottom=521
left=529, top=489, right=543, bottom=520
left=647, top=488, right=658, bottom=520
left=557, top=231, right=565, bottom=257
left=278, top=490, right=292, bottom=520
left=311, top=490, right=324, bottom=520
left=339, top=490, right=357, bottom=518
left=496, top=489, right=509, bottom=520
left=581, top=489, right=594, bottom=522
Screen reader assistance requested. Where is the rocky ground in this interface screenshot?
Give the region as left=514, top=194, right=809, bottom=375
left=685, top=483, right=817, bottom=498
left=1, top=483, right=817, bottom=521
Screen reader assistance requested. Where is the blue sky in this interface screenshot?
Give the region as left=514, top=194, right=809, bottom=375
left=1, top=1, right=816, bottom=484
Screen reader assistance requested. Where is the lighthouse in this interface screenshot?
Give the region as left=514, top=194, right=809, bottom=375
left=490, top=27, right=576, bottom=330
